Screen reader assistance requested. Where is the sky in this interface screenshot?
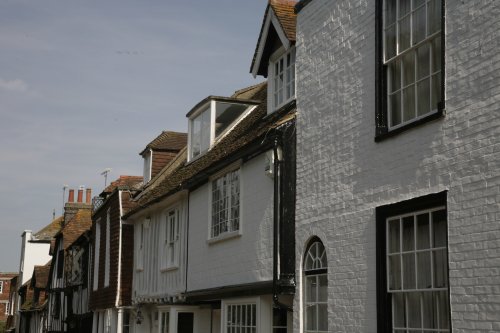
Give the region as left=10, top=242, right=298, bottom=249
left=0, top=0, right=268, bottom=271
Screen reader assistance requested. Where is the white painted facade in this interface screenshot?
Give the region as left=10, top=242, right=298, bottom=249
left=18, top=230, right=51, bottom=286
left=187, top=154, right=274, bottom=292
left=295, top=0, right=500, bottom=332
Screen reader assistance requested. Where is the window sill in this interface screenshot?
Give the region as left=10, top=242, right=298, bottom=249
left=160, top=266, right=178, bottom=273
left=207, top=231, right=241, bottom=245
left=375, top=108, right=445, bottom=142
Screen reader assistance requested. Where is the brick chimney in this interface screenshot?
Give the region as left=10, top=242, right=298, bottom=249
left=86, top=188, right=92, bottom=204
left=77, top=188, right=83, bottom=203
left=63, top=187, right=92, bottom=225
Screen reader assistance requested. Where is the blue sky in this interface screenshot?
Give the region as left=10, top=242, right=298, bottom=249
left=0, top=0, right=267, bottom=271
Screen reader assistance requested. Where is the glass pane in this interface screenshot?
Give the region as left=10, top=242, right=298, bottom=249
left=417, top=251, right=431, bottom=289
left=403, top=253, right=416, bottom=289
left=318, top=274, right=328, bottom=302
left=428, top=0, right=442, bottom=35
left=317, top=304, right=328, bottom=331
left=422, top=292, right=437, bottom=328
left=392, top=292, right=406, bottom=328
left=385, top=25, right=397, bottom=60
left=389, top=255, right=402, bottom=290
left=399, top=0, right=411, bottom=18
left=389, top=59, right=401, bottom=93
left=306, top=276, right=317, bottom=302
left=416, top=213, right=430, bottom=249
left=200, top=109, right=211, bottom=154
left=407, top=292, right=422, bottom=328
left=399, top=15, right=411, bottom=52
left=403, top=85, right=415, bottom=122
left=402, top=52, right=415, bottom=86
left=432, top=210, right=447, bottom=247
left=413, top=6, right=427, bottom=44
left=390, top=92, right=402, bottom=127
left=433, top=249, right=448, bottom=288
left=431, top=74, right=441, bottom=111
left=417, top=78, right=430, bottom=117
left=402, top=216, right=415, bottom=251
left=417, top=44, right=430, bottom=79
left=437, top=291, right=450, bottom=329
left=388, top=218, right=401, bottom=253
left=273, top=308, right=287, bottom=326
left=385, top=0, right=397, bottom=26
left=306, top=305, right=317, bottom=330
left=414, top=0, right=425, bottom=8
left=432, top=36, right=442, bottom=72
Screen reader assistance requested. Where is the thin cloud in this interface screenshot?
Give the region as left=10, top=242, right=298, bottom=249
left=0, top=78, right=28, bottom=92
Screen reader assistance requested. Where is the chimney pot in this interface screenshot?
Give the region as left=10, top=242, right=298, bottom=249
left=77, top=189, right=83, bottom=203
left=86, top=188, right=92, bottom=204
left=68, top=189, right=75, bottom=203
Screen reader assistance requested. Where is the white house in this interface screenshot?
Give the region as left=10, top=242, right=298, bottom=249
left=294, top=0, right=500, bottom=332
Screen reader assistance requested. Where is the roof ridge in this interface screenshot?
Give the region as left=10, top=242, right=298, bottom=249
left=232, top=82, right=267, bottom=97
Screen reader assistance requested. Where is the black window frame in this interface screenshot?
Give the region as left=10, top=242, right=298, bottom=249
left=375, top=0, right=446, bottom=142
left=376, top=191, right=451, bottom=332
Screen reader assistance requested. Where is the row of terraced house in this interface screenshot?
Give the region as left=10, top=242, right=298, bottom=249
left=5, top=0, right=500, bottom=332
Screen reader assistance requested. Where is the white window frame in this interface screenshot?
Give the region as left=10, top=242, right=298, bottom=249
left=208, top=162, right=242, bottom=242
left=303, top=240, right=328, bottom=333
left=161, top=207, right=181, bottom=271
left=159, top=310, right=170, bottom=333
left=143, top=149, right=153, bottom=183
left=93, top=219, right=101, bottom=291
left=104, top=208, right=110, bottom=287
left=222, top=298, right=259, bottom=333
left=386, top=206, right=450, bottom=332
left=0, top=281, right=3, bottom=294
left=269, top=47, right=295, bottom=112
left=383, top=0, right=443, bottom=129
left=5, top=301, right=10, bottom=315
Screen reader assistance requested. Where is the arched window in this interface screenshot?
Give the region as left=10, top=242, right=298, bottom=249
left=303, top=239, right=328, bottom=333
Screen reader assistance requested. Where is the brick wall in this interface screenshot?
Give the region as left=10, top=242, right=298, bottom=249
left=151, top=151, right=178, bottom=179
left=295, top=0, right=500, bottom=332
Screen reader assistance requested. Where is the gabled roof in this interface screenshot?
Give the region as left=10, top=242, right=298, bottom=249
left=32, top=261, right=51, bottom=289
left=124, top=82, right=296, bottom=219
left=59, top=209, right=92, bottom=250
left=33, top=216, right=64, bottom=241
left=102, top=175, right=143, bottom=195
left=139, top=131, right=188, bottom=155
left=251, top=0, right=297, bottom=77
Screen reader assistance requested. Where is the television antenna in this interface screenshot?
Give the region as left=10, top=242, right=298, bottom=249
left=101, top=168, right=112, bottom=187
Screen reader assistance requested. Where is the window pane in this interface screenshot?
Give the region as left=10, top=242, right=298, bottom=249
left=422, top=292, right=437, bottom=329
left=417, top=251, right=431, bottom=289
left=414, top=0, right=425, bottom=9
left=437, top=291, right=450, bottom=329
left=399, top=15, right=411, bottom=52
left=215, top=103, right=248, bottom=137
left=385, top=25, right=397, bottom=60
left=402, top=216, right=415, bottom=251
left=392, top=293, right=406, bottom=328
left=390, top=92, right=401, bottom=127
left=200, top=110, right=211, bottom=154
left=306, top=305, right=317, bottom=331
left=417, top=78, right=430, bottom=116
left=388, top=218, right=401, bottom=253
left=385, top=0, right=396, bottom=26
left=317, top=304, right=328, bottom=331
left=403, top=253, right=416, bottom=289
left=389, top=59, right=401, bottom=93
left=407, top=292, right=422, bottom=328
left=431, top=73, right=441, bottom=111
left=428, top=0, right=442, bottom=35
left=433, top=249, right=448, bottom=288
left=318, top=274, right=328, bottom=302
left=402, top=52, right=415, bottom=86
left=413, top=6, right=427, bottom=44
left=399, top=0, right=411, bottom=18
left=431, top=36, right=442, bottom=72
left=403, top=85, right=415, bottom=122
left=389, top=255, right=402, bottom=290
left=306, top=276, right=317, bottom=302
left=273, top=308, right=287, bottom=327
left=416, top=213, right=430, bottom=249
left=417, top=44, right=430, bottom=80
left=432, top=210, right=447, bottom=247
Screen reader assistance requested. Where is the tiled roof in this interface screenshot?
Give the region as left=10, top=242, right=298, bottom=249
left=102, top=175, right=143, bottom=194
left=33, top=261, right=51, bottom=289
left=269, top=0, right=297, bottom=42
left=33, top=216, right=64, bottom=241
left=140, top=131, right=188, bottom=155
left=60, top=209, right=92, bottom=250
left=125, top=82, right=296, bottom=217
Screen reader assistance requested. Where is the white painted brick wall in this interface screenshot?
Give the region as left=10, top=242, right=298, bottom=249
left=295, top=0, right=500, bottom=332
left=187, top=153, right=274, bottom=291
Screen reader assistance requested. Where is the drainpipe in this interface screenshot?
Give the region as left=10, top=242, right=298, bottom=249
left=272, top=134, right=292, bottom=312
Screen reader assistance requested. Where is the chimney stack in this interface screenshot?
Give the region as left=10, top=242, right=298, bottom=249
left=86, top=188, right=92, bottom=204
left=77, top=188, right=83, bottom=203
left=68, top=189, right=75, bottom=203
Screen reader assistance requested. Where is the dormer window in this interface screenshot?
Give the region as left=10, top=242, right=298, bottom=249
left=187, top=97, right=259, bottom=161
left=270, top=47, right=295, bottom=110
left=143, top=149, right=152, bottom=183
